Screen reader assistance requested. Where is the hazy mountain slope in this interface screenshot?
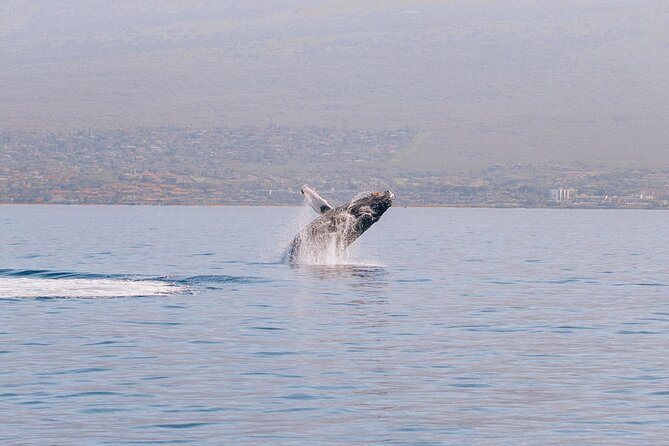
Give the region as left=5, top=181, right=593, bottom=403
left=1, top=0, right=668, bottom=171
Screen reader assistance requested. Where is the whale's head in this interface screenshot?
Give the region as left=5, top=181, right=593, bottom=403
left=347, top=190, right=395, bottom=228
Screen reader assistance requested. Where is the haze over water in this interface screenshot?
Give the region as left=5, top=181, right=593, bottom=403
left=1, top=205, right=668, bottom=445
left=2, top=1, right=668, bottom=170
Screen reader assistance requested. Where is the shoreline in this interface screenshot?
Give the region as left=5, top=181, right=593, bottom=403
left=0, top=202, right=666, bottom=210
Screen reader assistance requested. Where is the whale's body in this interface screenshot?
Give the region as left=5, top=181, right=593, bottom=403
left=286, top=187, right=394, bottom=264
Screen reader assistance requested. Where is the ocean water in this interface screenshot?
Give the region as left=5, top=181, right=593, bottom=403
left=1, top=205, right=668, bottom=445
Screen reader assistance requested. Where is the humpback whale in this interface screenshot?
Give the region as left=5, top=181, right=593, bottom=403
left=286, top=186, right=395, bottom=264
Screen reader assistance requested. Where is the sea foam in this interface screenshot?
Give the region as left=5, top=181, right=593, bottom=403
left=0, top=277, right=183, bottom=299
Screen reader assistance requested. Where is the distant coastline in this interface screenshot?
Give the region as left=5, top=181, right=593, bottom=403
left=1, top=202, right=667, bottom=210
left=2, top=126, right=668, bottom=210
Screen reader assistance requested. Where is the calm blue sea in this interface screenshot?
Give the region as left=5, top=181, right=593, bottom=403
left=1, top=205, right=668, bottom=445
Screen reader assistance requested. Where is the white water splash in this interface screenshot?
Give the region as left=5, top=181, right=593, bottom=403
left=0, top=277, right=185, bottom=299
left=294, top=211, right=356, bottom=265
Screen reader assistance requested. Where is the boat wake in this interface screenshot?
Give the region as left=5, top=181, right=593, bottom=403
left=0, top=269, right=261, bottom=299
left=0, top=269, right=183, bottom=299
left=0, top=277, right=181, bottom=299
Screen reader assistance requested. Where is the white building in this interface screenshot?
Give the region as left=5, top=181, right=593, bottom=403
left=549, top=188, right=577, bottom=202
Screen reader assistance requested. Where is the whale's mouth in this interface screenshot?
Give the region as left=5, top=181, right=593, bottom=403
left=371, top=190, right=394, bottom=201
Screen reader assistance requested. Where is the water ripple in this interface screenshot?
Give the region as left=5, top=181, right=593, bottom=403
left=2, top=207, right=669, bottom=445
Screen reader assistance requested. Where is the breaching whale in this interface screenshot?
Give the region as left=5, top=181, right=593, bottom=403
left=286, top=186, right=395, bottom=264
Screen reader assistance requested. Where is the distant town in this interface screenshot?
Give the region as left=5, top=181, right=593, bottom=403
left=1, top=126, right=668, bottom=209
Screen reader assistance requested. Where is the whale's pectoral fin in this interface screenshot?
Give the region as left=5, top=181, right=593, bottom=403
left=301, top=185, right=333, bottom=214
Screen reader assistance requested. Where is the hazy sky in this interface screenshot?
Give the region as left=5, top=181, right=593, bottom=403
left=1, top=0, right=667, bottom=170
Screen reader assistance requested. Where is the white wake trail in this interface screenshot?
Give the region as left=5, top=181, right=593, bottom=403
left=0, top=277, right=184, bottom=299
